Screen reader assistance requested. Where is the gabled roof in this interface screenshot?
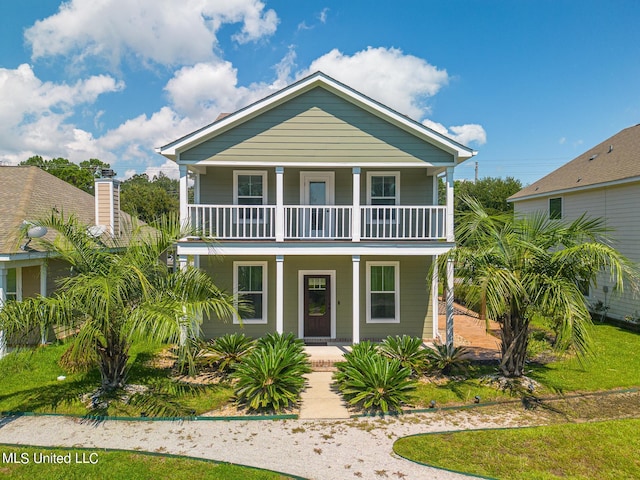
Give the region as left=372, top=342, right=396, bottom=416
left=0, top=166, right=130, bottom=255
left=510, top=124, right=640, bottom=202
left=156, top=71, right=477, bottom=163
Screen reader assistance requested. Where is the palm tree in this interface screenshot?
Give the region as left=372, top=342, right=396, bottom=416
left=0, top=212, right=235, bottom=391
left=448, top=197, right=635, bottom=378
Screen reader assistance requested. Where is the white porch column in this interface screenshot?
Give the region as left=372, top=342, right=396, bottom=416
left=431, top=255, right=439, bottom=340
left=276, top=255, right=284, bottom=334
left=179, top=164, right=189, bottom=229
left=352, top=167, right=361, bottom=242
left=446, top=257, right=455, bottom=349
left=352, top=255, right=360, bottom=344
left=178, top=255, right=189, bottom=346
left=0, top=268, right=7, bottom=358
left=445, top=167, right=454, bottom=242
left=275, top=167, right=284, bottom=242
left=40, top=263, right=48, bottom=345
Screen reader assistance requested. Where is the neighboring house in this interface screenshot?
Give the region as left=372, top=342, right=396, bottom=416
left=509, top=124, right=640, bottom=321
left=157, top=72, right=477, bottom=344
left=0, top=165, right=126, bottom=353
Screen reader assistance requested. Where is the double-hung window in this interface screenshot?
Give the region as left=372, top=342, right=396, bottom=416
left=5, top=268, right=19, bottom=302
left=366, top=262, right=400, bottom=323
left=233, top=261, right=267, bottom=324
left=367, top=172, right=399, bottom=223
left=234, top=171, right=267, bottom=222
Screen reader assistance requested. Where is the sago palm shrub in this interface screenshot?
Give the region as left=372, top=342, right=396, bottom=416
left=335, top=352, right=416, bottom=413
left=379, top=335, right=427, bottom=377
left=424, top=342, right=470, bottom=376
left=232, top=337, right=311, bottom=412
left=206, top=333, right=256, bottom=376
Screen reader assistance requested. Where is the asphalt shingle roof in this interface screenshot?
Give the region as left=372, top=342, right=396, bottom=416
left=0, top=166, right=124, bottom=254
left=510, top=124, right=640, bottom=201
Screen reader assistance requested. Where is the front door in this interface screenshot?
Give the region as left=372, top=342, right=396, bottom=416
left=303, top=275, right=331, bottom=337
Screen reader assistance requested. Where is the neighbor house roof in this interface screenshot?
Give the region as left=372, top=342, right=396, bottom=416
left=510, top=124, right=640, bottom=202
left=156, top=71, right=477, bottom=163
left=0, top=166, right=130, bottom=255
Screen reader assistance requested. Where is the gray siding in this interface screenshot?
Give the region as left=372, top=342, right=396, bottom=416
left=514, top=183, right=640, bottom=321
left=181, top=88, right=453, bottom=165
left=197, top=166, right=437, bottom=206
left=198, top=254, right=433, bottom=341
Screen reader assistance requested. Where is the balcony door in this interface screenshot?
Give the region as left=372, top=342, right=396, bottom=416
left=300, top=172, right=335, bottom=237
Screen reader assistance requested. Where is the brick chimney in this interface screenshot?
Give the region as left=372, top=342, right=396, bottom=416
left=94, top=176, right=121, bottom=237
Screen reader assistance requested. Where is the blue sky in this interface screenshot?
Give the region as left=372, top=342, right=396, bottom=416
left=1, top=1, right=639, bottom=184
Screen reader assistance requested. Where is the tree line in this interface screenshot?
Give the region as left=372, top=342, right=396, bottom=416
left=20, top=156, right=179, bottom=224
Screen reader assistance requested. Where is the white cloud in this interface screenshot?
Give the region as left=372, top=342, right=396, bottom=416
left=25, top=0, right=278, bottom=67
left=302, top=47, right=449, bottom=119
left=318, top=8, right=329, bottom=23
left=0, top=64, right=123, bottom=164
left=422, top=119, right=486, bottom=146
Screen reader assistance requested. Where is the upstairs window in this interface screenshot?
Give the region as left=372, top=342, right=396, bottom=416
left=234, top=171, right=267, bottom=205
left=549, top=197, right=562, bottom=219
left=368, top=172, right=400, bottom=205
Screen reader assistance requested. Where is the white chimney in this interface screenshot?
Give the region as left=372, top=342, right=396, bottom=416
left=94, top=177, right=121, bottom=237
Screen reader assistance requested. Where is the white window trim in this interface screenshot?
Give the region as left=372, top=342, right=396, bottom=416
left=366, top=261, right=400, bottom=324
left=6, top=267, right=22, bottom=302
left=233, top=170, right=268, bottom=205
left=366, top=171, right=400, bottom=205
left=233, top=261, right=268, bottom=324
left=300, top=171, right=335, bottom=205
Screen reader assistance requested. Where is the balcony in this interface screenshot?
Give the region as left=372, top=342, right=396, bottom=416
left=188, top=205, right=447, bottom=241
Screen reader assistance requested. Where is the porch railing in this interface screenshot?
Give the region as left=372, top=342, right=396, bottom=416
left=189, top=205, right=275, bottom=239
left=360, top=206, right=446, bottom=240
left=285, top=206, right=352, bottom=239
left=187, top=205, right=446, bottom=240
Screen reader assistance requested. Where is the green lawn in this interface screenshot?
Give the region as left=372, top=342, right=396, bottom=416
left=394, top=418, right=640, bottom=480
left=0, top=342, right=233, bottom=417
left=528, top=322, right=640, bottom=392
left=0, top=445, right=295, bottom=479
left=411, top=322, right=640, bottom=408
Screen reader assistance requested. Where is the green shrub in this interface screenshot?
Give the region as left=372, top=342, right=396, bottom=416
left=232, top=341, right=311, bottom=412
left=206, top=333, right=256, bottom=375
left=425, top=343, right=470, bottom=376
left=335, top=348, right=416, bottom=413
left=256, top=331, right=304, bottom=352
left=379, top=335, right=427, bottom=376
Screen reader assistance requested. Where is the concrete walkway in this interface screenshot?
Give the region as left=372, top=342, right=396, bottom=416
left=299, top=372, right=351, bottom=419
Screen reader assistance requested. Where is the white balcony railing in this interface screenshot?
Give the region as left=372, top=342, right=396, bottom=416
left=360, top=206, right=446, bottom=240
left=188, top=205, right=447, bottom=240
left=189, top=205, right=275, bottom=239
left=285, top=206, right=352, bottom=239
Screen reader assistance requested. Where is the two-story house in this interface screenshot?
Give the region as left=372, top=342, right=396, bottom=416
left=157, top=72, right=476, bottom=344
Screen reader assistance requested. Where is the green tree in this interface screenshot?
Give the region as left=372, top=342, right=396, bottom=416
left=449, top=197, right=635, bottom=378
left=0, top=214, right=235, bottom=391
left=20, top=156, right=110, bottom=194
left=120, top=173, right=179, bottom=223
left=455, top=176, right=522, bottom=215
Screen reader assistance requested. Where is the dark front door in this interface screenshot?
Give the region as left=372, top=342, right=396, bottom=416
left=304, top=275, right=331, bottom=337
